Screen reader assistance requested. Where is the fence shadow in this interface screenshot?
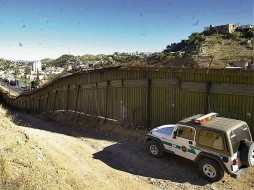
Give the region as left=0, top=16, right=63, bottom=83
left=1, top=102, right=209, bottom=186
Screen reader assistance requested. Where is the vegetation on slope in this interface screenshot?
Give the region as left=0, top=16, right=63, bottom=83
left=1, top=28, right=253, bottom=70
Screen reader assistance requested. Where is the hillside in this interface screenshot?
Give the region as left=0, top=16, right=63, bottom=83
left=201, top=35, right=253, bottom=67
left=162, top=32, right=254, bottom=68
left=40, top=33, right=254, bottom=70
left=1, top=30, right=253, bottom=71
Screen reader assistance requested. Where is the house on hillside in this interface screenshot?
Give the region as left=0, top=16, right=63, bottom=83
left=236, top=24, right=254, bottom=31
left=32, top=61, right=42, bottom=72
left=204, top=24, right=238, bottom=35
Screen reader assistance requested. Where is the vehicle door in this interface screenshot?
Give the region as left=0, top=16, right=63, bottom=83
left=172, top=125, right=197, bottom=160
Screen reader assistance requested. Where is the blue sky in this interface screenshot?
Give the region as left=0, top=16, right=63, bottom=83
left=0, top=0, right=253, bottom=60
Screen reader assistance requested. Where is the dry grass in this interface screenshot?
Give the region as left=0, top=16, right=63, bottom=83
left=0, top=104, right=80, bottom=190
left=0, top=105, right=34, bottom=190
left=0, top=154, right=35, bottom=190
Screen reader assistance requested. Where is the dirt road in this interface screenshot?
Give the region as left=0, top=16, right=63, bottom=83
left=1, top=105, right=254, bottom=190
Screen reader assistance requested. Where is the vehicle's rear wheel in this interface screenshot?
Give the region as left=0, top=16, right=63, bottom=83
left=240, top=141, right=254, bottom=167
left=146, top=140, right=164, bottom=158
left=198, top=158, right=224, bottom=182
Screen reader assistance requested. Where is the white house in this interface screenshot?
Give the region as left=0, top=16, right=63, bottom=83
left=32, top=61, right=42, bottom=72
left=237, top=24, right=254, bottom=30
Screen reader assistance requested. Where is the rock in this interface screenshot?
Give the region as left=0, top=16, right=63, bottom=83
left=149, top=178, right=156, bottom=182
left=211, top=186, right=218, bottom=190
left=36, top=156, right=43, bottom=161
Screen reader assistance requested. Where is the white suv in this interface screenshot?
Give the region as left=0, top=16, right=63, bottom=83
left=146, top=113, right=254, bottom=182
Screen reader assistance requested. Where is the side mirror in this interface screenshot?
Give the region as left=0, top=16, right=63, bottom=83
left=173, top=131, right=177, bottom=139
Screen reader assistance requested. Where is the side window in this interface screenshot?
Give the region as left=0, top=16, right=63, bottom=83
left=198, top=130, right=224, bottom=150
left=177, top=126, right=195, bottom=140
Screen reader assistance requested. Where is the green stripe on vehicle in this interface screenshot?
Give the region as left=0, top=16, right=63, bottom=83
left=162, top=141, right=172, bottom=146
left=162, top=141, right=203, bottom=155
left=189, top=145, right=201, bottom=151
left=187, top=148, right=196, bottom=154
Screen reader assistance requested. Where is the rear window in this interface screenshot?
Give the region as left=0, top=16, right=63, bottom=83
left=230, top=124, right=252, bottom=153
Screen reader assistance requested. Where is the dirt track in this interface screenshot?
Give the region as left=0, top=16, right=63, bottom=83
left=1, top=105, right=254, bottom=190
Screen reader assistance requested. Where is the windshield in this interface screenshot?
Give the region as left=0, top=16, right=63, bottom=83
left=230, top=124, right=252, bottom=153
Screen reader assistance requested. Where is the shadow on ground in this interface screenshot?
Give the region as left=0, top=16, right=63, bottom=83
left=93, top=143, right=208, bottom=185
left=1, top=102, right=209, bottom=186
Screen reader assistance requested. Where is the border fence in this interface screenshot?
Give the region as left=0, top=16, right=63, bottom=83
left=0, top=66, right=254, bottom=136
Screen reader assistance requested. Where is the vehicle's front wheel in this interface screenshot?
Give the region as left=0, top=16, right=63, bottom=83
left=198, top=158, right=224, bottom=182
left=146, top=140, right=164, bottom=158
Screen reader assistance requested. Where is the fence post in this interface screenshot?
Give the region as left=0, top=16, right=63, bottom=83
left=53, top=90, right=58, bottom=112
left=104, top=81, right=110, bottom=123
left=75, top=85, right=80, bottom=112
left=146, top=78, right=151, bottom=129
left=46, top=92, right=49, bottom=113
left=66, top=85, right=70, bottom=111
left=205, top=81, right=212, bottom=114
left=38, top=96, right=41, bottom=114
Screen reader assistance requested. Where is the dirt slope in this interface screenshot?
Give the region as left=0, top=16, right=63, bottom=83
left=0, top=104, right=254, bottom=190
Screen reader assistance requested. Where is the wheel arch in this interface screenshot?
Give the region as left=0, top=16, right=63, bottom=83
left=195, top=152, right=229, bottom=173
left=146, top=135, right=165, bottom=151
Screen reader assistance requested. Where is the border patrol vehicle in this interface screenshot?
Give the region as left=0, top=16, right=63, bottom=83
left=146, top=113, right=254, bottom=182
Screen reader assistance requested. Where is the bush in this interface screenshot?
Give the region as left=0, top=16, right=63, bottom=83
left=246, top=28, right=254, bottom=38
left=226, top=32, right=241, bottom=41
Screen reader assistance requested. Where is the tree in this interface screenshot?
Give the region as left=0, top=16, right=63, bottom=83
left=246, top=28, right=254, bottom=38
left=52, top=54, right=76, bottom=67
left=188, top=32, right=205, bottom=45
left=24, top=66, right=31, bottom=75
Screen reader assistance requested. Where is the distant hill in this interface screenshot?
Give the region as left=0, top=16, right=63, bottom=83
left=2, top=28, right=254, bottom=70
left=162, top=30, right=254, bottom=68
left=41, top=31, right=253, bottom=70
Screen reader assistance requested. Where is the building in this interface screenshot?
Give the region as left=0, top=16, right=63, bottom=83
left=32, top=60, right=42, bottom=72
left=237, top=24, right=254, bottom=31
left=204, top=24, right=238, bottom=34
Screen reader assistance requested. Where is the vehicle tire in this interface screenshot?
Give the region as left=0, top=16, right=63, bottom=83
left=146, top=140, right=164, bottom=158
left=198, top=158, right=224, bottom=182
left=240, top=141, right=254, bottom=167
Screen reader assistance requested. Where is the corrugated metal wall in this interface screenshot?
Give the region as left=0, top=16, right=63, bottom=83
left=1, top=67, right=254, bottom=136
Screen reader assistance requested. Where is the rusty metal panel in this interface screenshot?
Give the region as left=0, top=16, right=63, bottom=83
left=209, top=93, right=254, bottom=136
left=47, top=92, right=55, bottom=112
left=121, top=70, right=143, bottom=79
left=211, top=83, right=254, bottom=96
left=78, top=88, right=97, bottom=115
left=175, top=91, right=206, bottom=121
left=40, top=96, right=47, bottom=112
left=67, top=89, right=78, bottom=111
left=55, top=90, right=67, bottom=111
left=110, top=80, right=123, bottom=88
left=124, top=79, right=147, bottom=87
left=97, top=81, right=108, bottom=88
left=78, top=89, right=86, bottom=113
left=121, top=86, right=145, bottom=126
left=180, top=82, right=207, bottom=92
left=152, top=78, right=179, bottom=87
left=1, top=67, right=254, bottom=135
left=150, top=86, right=176, bottom=128
left=81, top=83, right=96, bottom=89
